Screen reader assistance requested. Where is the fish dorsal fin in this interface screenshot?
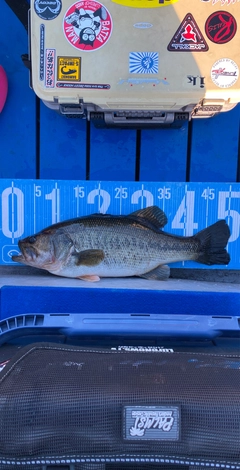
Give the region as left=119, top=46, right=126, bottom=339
left=129, top=206, right=167, bottom=229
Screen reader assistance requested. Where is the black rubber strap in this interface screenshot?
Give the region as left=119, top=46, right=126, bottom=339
left=21, top=53, right=31, bottom=69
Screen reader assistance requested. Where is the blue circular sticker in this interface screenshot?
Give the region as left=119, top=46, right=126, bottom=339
left=34, top=0, right=62, bottom=20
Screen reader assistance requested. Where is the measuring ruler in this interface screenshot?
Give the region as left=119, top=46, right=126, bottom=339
left=0, top=179, right=239, bottom=269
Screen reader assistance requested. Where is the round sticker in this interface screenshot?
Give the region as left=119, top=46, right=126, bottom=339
left=63, top=1, right=113, bottom=51
left=205, top=11, right=237, bottom=44
left=211, top=58, right=239, bottom=88
left=34, top=0, right=62, bottom=20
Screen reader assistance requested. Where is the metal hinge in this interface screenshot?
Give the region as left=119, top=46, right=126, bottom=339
left=192, top=99, right=224, bottom=118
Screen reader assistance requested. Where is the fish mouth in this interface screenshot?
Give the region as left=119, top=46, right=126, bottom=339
left=12, top=245, right=37, bottom=265
left=12, top=253, right=25, bottom=263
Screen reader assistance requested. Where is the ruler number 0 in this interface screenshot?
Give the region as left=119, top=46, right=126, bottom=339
left=1, top=186, right=24, bottom=239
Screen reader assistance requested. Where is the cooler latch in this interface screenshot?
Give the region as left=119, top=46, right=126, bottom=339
left=59, top=103, right=85, bottom=118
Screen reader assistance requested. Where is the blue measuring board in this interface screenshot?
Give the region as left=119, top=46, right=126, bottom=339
left=0, top=179, right=239, bottom=269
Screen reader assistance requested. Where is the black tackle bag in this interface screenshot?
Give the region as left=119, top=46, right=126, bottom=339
left=0, top=342, right=239, bottom=470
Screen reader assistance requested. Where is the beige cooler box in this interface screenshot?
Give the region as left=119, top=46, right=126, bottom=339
left=30, top=0, right=240, bottom=126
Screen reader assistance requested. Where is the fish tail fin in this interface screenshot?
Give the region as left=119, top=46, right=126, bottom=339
left=194, top=220, right=230, bottom=266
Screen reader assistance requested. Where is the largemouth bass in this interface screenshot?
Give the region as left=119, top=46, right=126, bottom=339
left=12, top=206, right=230, bottom=281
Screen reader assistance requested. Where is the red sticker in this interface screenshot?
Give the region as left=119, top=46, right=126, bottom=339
left=167, top=13, right=209, bottom=52
left=205, top=11, right=237, bottom=45
left=63, top=1, right=113, bottom=51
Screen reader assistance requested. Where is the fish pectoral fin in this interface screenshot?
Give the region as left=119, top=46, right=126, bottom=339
left=129, top=206, right=168, bottom=230
left=77, top=275, right=100, bottom=282
left=139, top=265, right=170, bottom=281
left=73, top=249, right=105, bottom=266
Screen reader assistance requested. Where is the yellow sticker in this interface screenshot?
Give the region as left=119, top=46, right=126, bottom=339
left=111, top=0, right=178, bottom=8
left=57, top=57, right=81, bottom=81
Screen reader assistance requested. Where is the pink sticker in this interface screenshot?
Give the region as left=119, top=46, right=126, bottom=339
left=45, top=49, right=56, bottom=88
left=0, top=65, right=8, bottom=112
left=63, top=1, right=113, bottom=51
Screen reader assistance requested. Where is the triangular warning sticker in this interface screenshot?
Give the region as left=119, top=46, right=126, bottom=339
left=167, top=13, right=209, bottom=52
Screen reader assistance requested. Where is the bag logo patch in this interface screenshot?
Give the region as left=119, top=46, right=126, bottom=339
left=123, top=406, right=180, bottom=441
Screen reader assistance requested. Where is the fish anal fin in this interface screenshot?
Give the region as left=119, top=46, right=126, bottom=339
left=73, top=249, right=104, bottom=267
left=129, top=206, right=167, bottom=229
left=139, top=265, right=170, bottom=281
left=77, top=275, right=100, bottom=282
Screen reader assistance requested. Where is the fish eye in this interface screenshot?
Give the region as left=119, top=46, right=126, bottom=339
left=28, top=236, right=36, bottom=244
